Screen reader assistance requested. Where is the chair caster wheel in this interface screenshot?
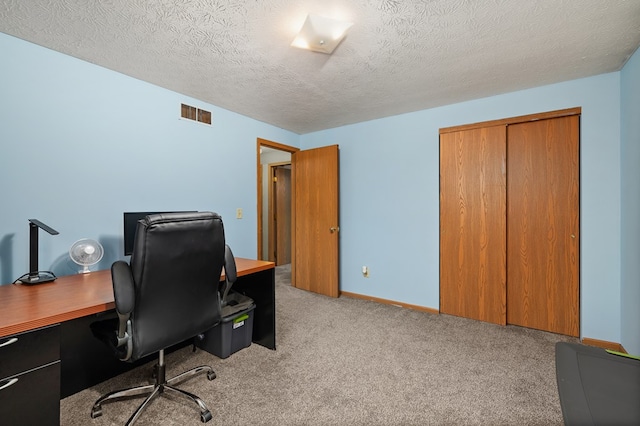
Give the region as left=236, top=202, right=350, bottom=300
left=207, top=371, right=216, bottom=380
left=200, top=410, right=213, bottom=422
left=90, top=406, right=102, bottom=419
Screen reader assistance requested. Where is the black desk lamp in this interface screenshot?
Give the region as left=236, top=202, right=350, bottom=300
left=16, top=219, right=60, bottom=285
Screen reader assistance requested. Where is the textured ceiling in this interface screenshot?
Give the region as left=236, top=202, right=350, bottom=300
left=1, top=0, right=639, bottom=134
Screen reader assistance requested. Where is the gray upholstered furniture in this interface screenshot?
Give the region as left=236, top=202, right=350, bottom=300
left=556, top=342, right=640, bottom=425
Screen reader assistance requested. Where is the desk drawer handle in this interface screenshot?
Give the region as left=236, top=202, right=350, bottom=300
left=0, top=337, right=18, bottom=348
left=0, top=378, right=18, bottom=391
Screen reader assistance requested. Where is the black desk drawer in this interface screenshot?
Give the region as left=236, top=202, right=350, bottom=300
left=0, top=324, right=60, bottom=380
left=0, top=361, right=60, bottom=426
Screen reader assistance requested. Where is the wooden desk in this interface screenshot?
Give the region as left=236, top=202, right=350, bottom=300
left=0, top=258, right=275, bottom=341
left=0, top=258, right=275, bottom=410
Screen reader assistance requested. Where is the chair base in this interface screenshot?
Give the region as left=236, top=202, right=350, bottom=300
left=91, top=350, right=216, bottom=425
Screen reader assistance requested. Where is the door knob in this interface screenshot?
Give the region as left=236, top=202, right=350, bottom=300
left=330, top=227, right=340, bottom=233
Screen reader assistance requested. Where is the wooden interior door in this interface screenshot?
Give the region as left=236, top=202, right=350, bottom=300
left=506, top=116, right=580, bottom=336
left=274, top=166, right=291, bottom=265
left=292, top=145, right=340, bottom=297
left=440, top=125, right=507, bottom=324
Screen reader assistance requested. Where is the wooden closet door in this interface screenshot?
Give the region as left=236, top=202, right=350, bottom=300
left=506, top=116, right=580, bottom=336
left=440, top=125, right=507, bottom=325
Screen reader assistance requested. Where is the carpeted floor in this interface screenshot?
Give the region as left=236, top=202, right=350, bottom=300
left=61, top=264, right=577, bottom=425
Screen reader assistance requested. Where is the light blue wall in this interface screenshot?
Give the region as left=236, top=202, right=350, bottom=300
left=2, top=31, right=634, bottom=347
left=620, top=46, right=640, bottom=355
left=0, top=33, right=298, bottom=283
left=301, top=73, right=623, bottom=343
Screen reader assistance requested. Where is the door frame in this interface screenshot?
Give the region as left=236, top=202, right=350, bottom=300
left=257, top=138, right=299, bottom=261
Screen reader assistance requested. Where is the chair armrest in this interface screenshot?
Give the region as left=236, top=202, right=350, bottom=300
left=109, top=261, right=135, bottom=360
left=111, top=261, right=135, bottom=316
left=221, top=245, right=237, bottom=305
left=224, top=245, right=237, bottom=283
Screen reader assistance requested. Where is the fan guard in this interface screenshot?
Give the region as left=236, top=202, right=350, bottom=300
left=69, top=238, right=104, bottom=273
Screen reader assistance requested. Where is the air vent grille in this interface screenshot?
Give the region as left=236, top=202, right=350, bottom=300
left=181, top=103, right=211, bottom=125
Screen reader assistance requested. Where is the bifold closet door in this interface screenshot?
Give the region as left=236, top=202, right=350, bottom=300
left=440, top=125, right=507, bottom=325
left=506, top=116, right=580, bottom=337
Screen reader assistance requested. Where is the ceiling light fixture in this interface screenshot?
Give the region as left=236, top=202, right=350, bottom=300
left=291, top=14, right=353, bottom=54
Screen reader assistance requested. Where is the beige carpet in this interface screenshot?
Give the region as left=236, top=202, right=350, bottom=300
left=61, top=264, right=577, bottom=425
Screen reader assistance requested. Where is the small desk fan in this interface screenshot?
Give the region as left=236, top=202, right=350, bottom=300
left=69, top=238, right=104, bottom=273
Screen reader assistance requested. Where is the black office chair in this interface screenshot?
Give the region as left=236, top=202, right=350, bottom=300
left=90, top=212, right=235, bottom=425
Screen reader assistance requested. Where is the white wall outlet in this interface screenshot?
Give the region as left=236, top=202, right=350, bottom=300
left=362, top=266, right=369, bottom=278
left=236, top=208, right=243, bottom=219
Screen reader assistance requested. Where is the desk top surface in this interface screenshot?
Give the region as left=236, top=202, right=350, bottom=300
left=0, top=258, right=274, bottom=338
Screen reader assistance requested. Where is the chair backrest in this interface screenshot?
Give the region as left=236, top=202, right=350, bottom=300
left=128, top=211, right=224, bottom=360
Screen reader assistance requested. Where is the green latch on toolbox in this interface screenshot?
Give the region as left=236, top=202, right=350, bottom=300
left=233, top=313, right=249, bottom=329
left=234, top=314, right=249, bottom=323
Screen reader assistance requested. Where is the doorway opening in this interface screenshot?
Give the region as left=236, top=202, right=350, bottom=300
left=257, top=139, right=341, bottom=298
left=257, top=138, right=299, bottom=264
